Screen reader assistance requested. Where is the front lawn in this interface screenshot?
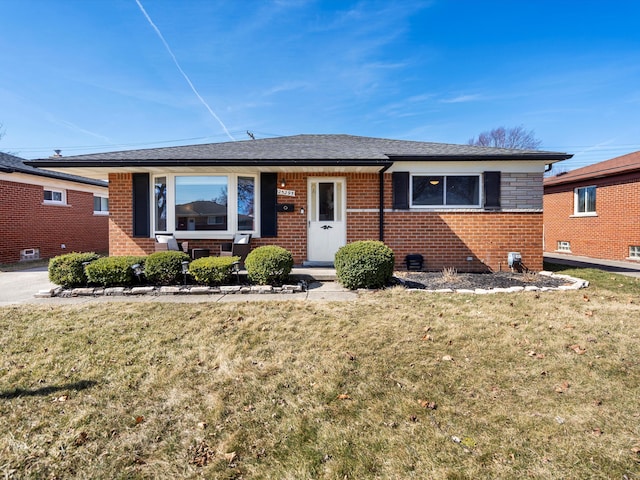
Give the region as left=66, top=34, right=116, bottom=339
left=1, top=266, right=639, bottom=479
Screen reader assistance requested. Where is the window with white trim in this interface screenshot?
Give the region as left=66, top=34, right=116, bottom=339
left=411, top=175, right=480, bottom=207
left=43, top=188, right=65, bottom=205
left=93, top=195, right=109, bottom=214
left=630, top=246, right=640, bottom=259
left=153, top=174, right=256, bottom=235
left=557, top=241, right=571, bottom=252
left=574, top=185, right=596, bottom=215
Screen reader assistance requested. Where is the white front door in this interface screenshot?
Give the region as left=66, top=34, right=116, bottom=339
left=307, top=177, right=346, bottom=265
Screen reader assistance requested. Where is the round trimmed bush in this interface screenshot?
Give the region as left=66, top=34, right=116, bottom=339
left=244, top=245, right=294, bottom=285
left=48, top=252, right=101, bottom=288
left=143, top=251, right=191, bottom=286
left=334, top=240, right=395, bottom=289
left=84, top=256, right=146, bottom=287
left=189, top=255, right=239, bottom=286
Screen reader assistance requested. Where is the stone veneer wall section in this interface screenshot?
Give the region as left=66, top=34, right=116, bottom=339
left=502, top=172, right=543, bottom=210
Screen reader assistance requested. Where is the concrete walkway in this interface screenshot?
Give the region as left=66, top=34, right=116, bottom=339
left=0, top=265, right=356, bottom=306
left=544, top=252, right=640, bottom=278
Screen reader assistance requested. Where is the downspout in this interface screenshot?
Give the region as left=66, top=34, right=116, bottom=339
left=378, top=164, right=391, bottom=241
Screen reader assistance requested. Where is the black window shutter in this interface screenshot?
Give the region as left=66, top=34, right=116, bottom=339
left=484, top=171, right=501, bottom=209
left=260, top=173, right=278, bottom=237
left=392, top=172, right=410, bottom=209
left=132, top=173, right=150, bottom=237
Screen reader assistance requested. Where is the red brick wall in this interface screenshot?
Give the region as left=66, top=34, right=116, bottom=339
left=544, top=173, right=640, bottom=261
left=384, top=211, right=543, bottom=272
left=0, top=179, right=108, bottom=264
left=108, top=173, right=153, bottom=256
left=108, top=171, right=544, bottom=271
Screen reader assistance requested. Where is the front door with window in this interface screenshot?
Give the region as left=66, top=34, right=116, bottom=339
left=307, top=177, right=346, bottom=265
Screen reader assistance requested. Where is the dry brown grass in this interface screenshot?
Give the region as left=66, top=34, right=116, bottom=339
left=1, top=266, right=639, bottom=479
left=441, top=266, right=459, bottom=283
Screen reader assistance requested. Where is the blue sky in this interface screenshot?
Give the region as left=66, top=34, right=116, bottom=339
left=1, top=0, right=639, bottom=171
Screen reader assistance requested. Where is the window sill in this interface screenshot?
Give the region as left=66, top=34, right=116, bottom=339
left=569, top=213, right=598, bottom=218
left=170, top=231, right=257, bottom=240
left=555, top=250, right=572, bottom=254
left=42, top=201, right=69, bottom=207
left=93, top=211, right=110, bottom=216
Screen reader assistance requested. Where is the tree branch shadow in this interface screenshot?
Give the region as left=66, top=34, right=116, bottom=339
left=0, top=380, right=98, bottom=400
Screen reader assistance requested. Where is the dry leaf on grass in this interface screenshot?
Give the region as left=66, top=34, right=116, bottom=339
left=191, top=441, right=215, bottom=467
left=337, top=393, right=351, bottom=400
left=419, top=399, right=437, bottom=410
left=555, top=381, right=571, bottom=393
left=569, top=344, right=587, bottom=354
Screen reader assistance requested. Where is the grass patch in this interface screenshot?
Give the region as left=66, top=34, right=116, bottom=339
left=1, top=267, right=639, bottom=478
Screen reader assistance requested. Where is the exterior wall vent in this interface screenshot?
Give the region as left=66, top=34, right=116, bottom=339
left=20, top=248, right=40, bottom=261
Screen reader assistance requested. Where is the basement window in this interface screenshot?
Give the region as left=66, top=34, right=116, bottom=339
left=43, top=188, right=65, bottom=205
left=557, top=241, right=571, bottom=252
left=630, top=246, right=640, bottom=259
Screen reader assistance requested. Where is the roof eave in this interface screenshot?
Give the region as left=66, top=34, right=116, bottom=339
left=26, top=158, right=395, bottom=168
left=388, top=153, right=573, bottom=162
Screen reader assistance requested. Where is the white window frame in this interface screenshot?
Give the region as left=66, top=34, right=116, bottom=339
left=152, top=173, right=258, bottom=238
left=557, top=241, right=571, bottom=252
left=410, top=174, right=482, bottom=208
left=629, top=246, right=640, bottom=260
left=93, top=195, right=109, bottom=215
left=573, top=185, right=597, bottom=216
left=43, top=188, right=66, bottom=205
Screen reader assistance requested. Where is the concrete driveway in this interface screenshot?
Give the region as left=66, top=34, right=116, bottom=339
left=0, top=266, right=57, bottom=306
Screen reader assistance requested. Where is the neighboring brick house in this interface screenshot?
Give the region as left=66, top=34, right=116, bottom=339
left=544, top=150, right=640, bottom=262
left=0, top=152, right=109, bottom=264
left=29, top=134, right=571, bottom=272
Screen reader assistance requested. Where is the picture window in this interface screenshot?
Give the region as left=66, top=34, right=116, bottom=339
left=411, top=175, right=480, bottom=207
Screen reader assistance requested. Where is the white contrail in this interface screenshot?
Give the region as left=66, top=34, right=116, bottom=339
left=135, top=0, right=235, bottom=141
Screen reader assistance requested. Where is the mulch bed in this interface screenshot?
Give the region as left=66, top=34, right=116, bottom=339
left=393, top=271, right=571, bottom=290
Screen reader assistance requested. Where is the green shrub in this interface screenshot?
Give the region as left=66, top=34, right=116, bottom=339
left=334, top=240, right=395, bottom=289
left=143, top=251, right=191, bottom=286
left=48, top=252, right=101, bottom=287
left=84, top=256, right=146, bottom=287
left=189, top=256, right=239, bottom=286
left=245, top=245, right=294, bottom=285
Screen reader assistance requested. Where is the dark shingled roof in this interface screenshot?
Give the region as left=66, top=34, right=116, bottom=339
left=544, top=150, right=640, bottom=186
left=1, top=151, right=107, bottom=187
left=27, top=134, right=572, bottom=168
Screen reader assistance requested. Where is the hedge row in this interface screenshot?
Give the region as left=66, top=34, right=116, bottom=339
left=48, top=241, right=394, bottom=290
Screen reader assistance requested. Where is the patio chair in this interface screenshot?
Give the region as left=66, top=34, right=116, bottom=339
left=220, top=233, right=252, bottom=267
left=154, top=234, right=189, bottom=254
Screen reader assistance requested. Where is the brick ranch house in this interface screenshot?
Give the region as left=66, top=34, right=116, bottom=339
left=28, top=134, right=572, bottom=272
left=544, top=150, right=640, bottom=262
left=0, top=151, right=108, bottom=264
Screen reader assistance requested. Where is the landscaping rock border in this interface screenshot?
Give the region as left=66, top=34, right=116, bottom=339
left=394, top=270, right=589, bottom=294
left=35, top=271, right=588, bottom=299
left=36, top=282, right=307, bottom=298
